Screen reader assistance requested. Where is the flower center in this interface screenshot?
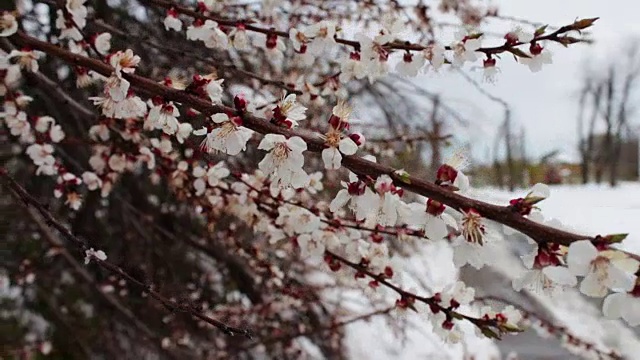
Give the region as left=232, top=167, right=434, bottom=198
left=325, top=129, right=342, bottom=147
left=0, top=18, right=11, bottom=30
left=272, top=142, right=291, bottom=162
left=590, top=256, right=610, bottom=282
left=461, top=210, right=485, bottom=245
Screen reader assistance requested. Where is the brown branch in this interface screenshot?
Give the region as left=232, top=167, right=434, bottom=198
left=323, top=251, right=516, bottom=337
left=8, top=30, right=604, bottom=250
left=478, top=296, right=623, bottom=360
left=239, top=307, right=394, bottom=350
left=141, top=0, right=595, bottom=55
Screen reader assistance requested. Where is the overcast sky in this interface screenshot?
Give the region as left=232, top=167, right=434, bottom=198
left=415, top=0, right=640, bottom=162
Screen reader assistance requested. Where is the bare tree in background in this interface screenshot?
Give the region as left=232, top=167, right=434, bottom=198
left=579, top=39, right=640, bottom=186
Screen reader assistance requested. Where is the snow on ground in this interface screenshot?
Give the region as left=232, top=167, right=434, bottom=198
left=342, top=183, right=640, bottom=359
left=477, top=182, right=640, bottom=255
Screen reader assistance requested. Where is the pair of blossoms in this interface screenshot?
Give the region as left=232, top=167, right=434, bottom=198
left=515, top=230, right=640, bottom=327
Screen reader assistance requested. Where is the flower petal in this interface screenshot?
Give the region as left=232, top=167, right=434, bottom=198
left=287, top=136, right=307, bottom=152
left=529, top=183, right=550, bottom=198
left=258, top=134, right=286, bottom=150
left=211, top=113, right=229, bottom=123
left=579, top=273, right=608, bottom=298
left=329, top=189, right=351, bottom=213
left=425, top=216, right=448, bottom=240
left=606, top=263, right=637, bottom=292
left=567, top=240, right=598, bottom=276
left=322, top=148, right=341, bottom=170
left=338, top=137, right=358, bottom=155
left=543, top=266, right=577, bottom=287
left=602, top=292, right=627, bottom=320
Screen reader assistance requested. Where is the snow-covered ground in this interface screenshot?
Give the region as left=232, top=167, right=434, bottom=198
left=483, top=183, right=640, bottom=255
left=344, top=183, right=640, bottom=359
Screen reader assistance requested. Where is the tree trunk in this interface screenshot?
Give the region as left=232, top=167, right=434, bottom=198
left=504, top=109, right=515, bottom=191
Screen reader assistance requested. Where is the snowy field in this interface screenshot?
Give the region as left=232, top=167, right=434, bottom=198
left=344, top=183, right=640, bottom=359
left=482, top=183, right=640, bottom=255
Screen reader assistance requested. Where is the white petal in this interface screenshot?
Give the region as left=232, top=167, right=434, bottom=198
left=258, top=134, right=286, bottom=150
left=380, top=193, right=398, bottom=226
left=287, top=151, right=305, bottom=169
left=453, top=172, right=470, bottom=192
left=512, top=270, right=537, bottom=291
left=322, top=148, right=341, bottom=170
left=606, top=264, right=637, bottom=292
left=398, top=202, right=427, bottom=225
left=543, top=266, right=577, bottom=287
left=258, top=153, right=276, bottom=174
left=290, top=169, right=310, bottom=189
left=211, top=113, right=229, bottom=123
left=579, top=273, right=608, bottom=297
left=329, top=189, right=351, bottom=213
left=193, top=127, right=208, bottom=136
left=529, top=183, right=550, bottom=198
left=520, top=247, right=537, bottom=269
left=338, top=137, right=358, bottom=155
left=287, top=136, right=307, bottom=152
left=425, top=217, right=448, bottom=240
left=567, top=240, right=598, bottom=276
left=603, top=293, right=627, bottom=320
left=623, top=300, right=640, bottom=326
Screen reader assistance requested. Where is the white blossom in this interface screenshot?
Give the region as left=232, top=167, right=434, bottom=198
left=55, top=11, right=82, bottom=41
left=567, top=240, right=638, bottom=297
left=603, top=291, right=640, bottom=326
left=230, top=26, right=249, bottom=50
left=49, top=124, right=65, bottom=143
left=94, top=32, right=112, bottom=55
left=205, top=78, right=224, bottom=104
left=451, top=31, right=481, bottom=67
left=163, top=9, right=182, bottom=32
left=35, top=116, right=55, bottom=133
left=8, top=50, right=40, bottom=72
left=321, top=129, right=358, bottom=170
left=306, top=20, right=336, bottom=55
left=147, top=102, right=180, bottom=135
left=84, top=248, right=107, bottom=265
left=521, top=45, right=553, bottom=73
left=273, top=94, right=307, bottom=128
left=276, top=205, right=321, bottom=235
left=82, top=171, right=103, bottom=190
left=194, top=113, right=253, bottom=155
left=395, top=52, right=425, bottom=77
left=398, top=202, right=448, bottom=240
left=423, top=43, right=446, bottom=71
left=108, top=154, right=127, bottom=172
left=0, top=12, right=18, bottom=37
left=339, top=52, right=369, bottom=83
left=258, top=134, right=309, bottom=190
left=513, top=245, right=577, bottom=294
left=138, top=146, right=156, bottom=170
left=89, top=124, right=110, bottom=141
left=109, top=49, right=140, bottom=78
